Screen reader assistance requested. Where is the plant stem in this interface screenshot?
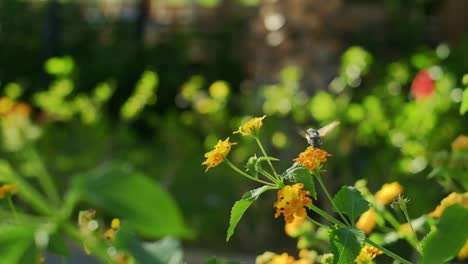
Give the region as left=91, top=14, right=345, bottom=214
left=7, top=196, right=19, bottom=223
left=315, top=174, right=351, bottom=226
left=400, top=204, right=422, bottom=254
left=254, top=137, right=279, bottom=180
left=306, top=215, right=328, bottom=228
left=258, top=168, right=282, bottom=186
left=365, top=238, right=413, bottom=264
left=224, top=159, right=276, bottom=187
left=28, top=147, right=61, bottom=205
left=309, top=204, right=412, bottom=264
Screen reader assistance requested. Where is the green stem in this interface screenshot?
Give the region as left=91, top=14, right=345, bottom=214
left=258, top=168, right=282, bottom=186
left=306, top=215, right=328, bottom=228
left=254, top=137, right=279, bottom=180
left=7, top=196, right=19, bottom=223
left=28, top=147, right=61, bottom=205
left=309, top=205, right=412, bottom=264
left=365, top=238, right=413, bottom=264
left=315, top=174, right=351, bottom=226
left=224, top=159, right=276, bottom=187
left=400, top=205, right=422, bottom=254
left=381, top=209, right=401, bottom=230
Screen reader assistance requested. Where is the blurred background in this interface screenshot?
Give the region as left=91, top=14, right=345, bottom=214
left=1, top=0, right=468, bottom=263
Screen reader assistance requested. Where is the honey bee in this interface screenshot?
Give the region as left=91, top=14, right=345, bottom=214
left=304, top=121, right=340, bottom=148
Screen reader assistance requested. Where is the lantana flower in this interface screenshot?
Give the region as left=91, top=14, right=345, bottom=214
left=233, top=115, right=266, bottom=136
left=452, top=135, right=468, bottom=151
left=375, top=182, right=403, bottom=205
left=355, top=209, right=376, bottom=235
left=0, top=184, right=17, bottom=199
left=294, top=146, right=329, bottom=171
left=202, top=137, right=236, bottom=171
left=429, top=192, right=468, bottom=218
left=274, top=183, right=312, bottom=224
left=355, top=246, right=383, bottom=263
left=104, top=218, right=121, bottom=240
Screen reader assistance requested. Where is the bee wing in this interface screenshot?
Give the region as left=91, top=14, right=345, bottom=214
left=317, top=121, right=340, bottom=137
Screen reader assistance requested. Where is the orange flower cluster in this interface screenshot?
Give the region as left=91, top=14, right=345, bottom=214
left=256, top=252, right=313, bottom=264
left=429, top=192, right=468, bottom=218
left=202, top=138, right=236, bottom=171
left=0, top=97, right=31, bottom=118
left=375, top=182, right=403, bottom=205
left=355, top=209, right=376, bottom=235
left=0, top=184, right=17, bottom=199
left=294, top=146, right=329, bottom=171
left=274, top=183, right=312, bottom=224
left=355, top=246, right=383, bottom=263
left=452, top=135, right=468, bottom=151
left=233, top=115, right=266, bottom=136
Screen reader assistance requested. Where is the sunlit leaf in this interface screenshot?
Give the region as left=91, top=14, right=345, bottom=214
left=460, top=88, right=468, bottom=115
left=333, top=186, right=370, bottom=224
left=74, top=164, right=190, bottom=238
left=227, top=186, right=274, bottom=241
left=283, top=164, right=316, bottom=199
left=420, top=204, right=468, bottom=264
left=0, top=224, right=37, bottom=264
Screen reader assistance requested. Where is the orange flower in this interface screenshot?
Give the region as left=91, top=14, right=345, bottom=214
left=355, top=209, right=376, bottom=235
left=233, top=115, right=266, bottom=136
left=429, top=192, right=468, bottom=218
left=452, top=135, right=468, bottom=151
left=375, top=182, right=403, bottom=205
left=0, top=97, right=14, bottom=116
left=0, top=184, right=17, bottom=199
left=355, top=246, right=383, bottom=263
left=274, top=183, right=312, bottom=224
left=202, top=137, right=236, bottom=171
left=294, top=146, right=329, bottom=171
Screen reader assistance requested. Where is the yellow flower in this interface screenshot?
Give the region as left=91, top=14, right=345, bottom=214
left=458, top=239, right=468, bottom=261
left=355, top=246, right=383, bottom=263
left=355, top=209, right=376, bottom=235
left=285, top=214, right=308, bottom=237
left=0, top=97, right=14, bottom=116
left=375, top=182, right=403, bottom=205
left=0, top=184, right=17, bottom=199
left=111, top=218, right=121, bottom=229
left=274, top=183, right=312, bottom=224
left=429, top=192, right=468, bottom=218
left=233, top=115, right=266, bottom=136
left=294, top=146, right=329, bottom=171
left=452, top=135, right=468, bottom=151
left=202, top=138, right=236, bottom=171
left=104, top=218, right=121, bottom=240
left=270, top=253, right=295, bottom=264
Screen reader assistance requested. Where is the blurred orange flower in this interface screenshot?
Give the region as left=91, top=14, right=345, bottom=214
left=355, top=209, right=376, bottom=235
left=375, top=182, right=403, bottom=205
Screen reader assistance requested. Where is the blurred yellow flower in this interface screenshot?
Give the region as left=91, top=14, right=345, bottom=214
left=0, top=184, right=17, bottom=199
left=270, top=253, right=295, bottom=264
left=0, top=97, right=14, bottom=116
left=234, top=115, right=266, bottom=136
left=458, top=240, right=468, bottom=261
left=111, top=218, right=121, bottom=229
left=294, top=146, right=329, bottom=171
left=104, top=218, right=121, bottom=240
left=355, top=246, right=383, bottom=263
left=429, top=192, right=468, bottom=218
left=202, top=137, right=236, bottom=171
left=274, top=183, right=312, bottom=224
left=452, top=135, right=468, bottom=151
left=355, top=209, right=376, bottom=235
left=375, top=182, right=403, bottom=205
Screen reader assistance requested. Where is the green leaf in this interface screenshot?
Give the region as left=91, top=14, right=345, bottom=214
left=48, top=233, right=70, bottom=256
left=226, top=186, right=274, bottom=241
left=329, top=226, right=365, bottom=264
left=283, top=164, right=317, bottom=199
left=204, top=257, right=247, bottom=264
left=333, top=186, right=370, bottom=224
left=420, top=204, right=468, bottom=264
left=0, top=224, right=37, bottom=264
left=460, top=87, right=468, bottom=115
left=74, top=163, right=190, bottom=238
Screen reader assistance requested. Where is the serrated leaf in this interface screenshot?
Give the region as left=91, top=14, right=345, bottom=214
left=282, top=164, right=317, bottom=199
left=333, top=186, right=370, bottom=224
left=461, top=88, right=468, bottom=115
left=329, top=226, right=365, bottom=264
left=420, top=204, right=468, bottom=264
left=74, top=163, right=191, bottom=238
left=227, top=186, right=274, bottom=241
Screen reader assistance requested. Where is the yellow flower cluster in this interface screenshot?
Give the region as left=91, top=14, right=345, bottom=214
left=104, top=218, right=121, bottom=240
left=375, top=182, right=403, bottom=205
left=202, top=138, right=236, bottom=171
left=355, top=209, right=376, bottom=235
left=0, top=97, right=31, bottom=118
left=256, top=252, right=313, bottom=264
left=274, top=183, right=312, bottom=224
left=355, top=246, right=383, bottom=263
left=294, top=146, right=329, bottom=171
left=234, top=115, right=266, bottom=136
left=429, top=192, right=468, bottom=218
left=0, top=184, right=17, bottom=199
left=452, top=135, right=468, bottom=151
